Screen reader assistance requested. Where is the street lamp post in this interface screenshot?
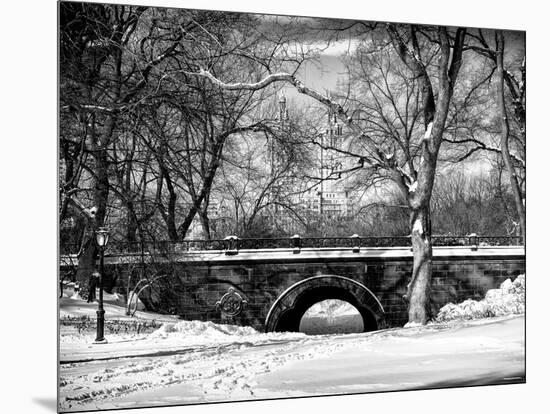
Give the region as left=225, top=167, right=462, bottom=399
left=94, top=227, right=110, bottom=344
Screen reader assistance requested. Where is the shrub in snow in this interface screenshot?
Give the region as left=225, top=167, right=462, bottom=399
left=435, top=274, right=524, bottom=322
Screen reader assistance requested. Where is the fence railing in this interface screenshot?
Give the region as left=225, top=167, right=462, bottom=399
left=60, top=235, right=523, bottom=256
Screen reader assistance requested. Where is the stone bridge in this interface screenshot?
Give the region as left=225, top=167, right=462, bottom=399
left=61, top=239, right=525, bottom=333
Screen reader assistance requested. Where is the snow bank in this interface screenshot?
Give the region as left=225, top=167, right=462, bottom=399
left=149, top=319, right=305, bottom=346
left=103, top=291, right=124, bottom=303
left=152, top=320, right=257, bottom=338
left=59, top=296, right=179, bottom=323
left=435, top=274, right=525, bottom=322
left=61, top=286, right=125, bottom=303
left=146, top=301, right=360, bottom=345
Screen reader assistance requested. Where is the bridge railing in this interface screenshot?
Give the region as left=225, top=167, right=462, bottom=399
left=59, top=235, right=523, bottom=256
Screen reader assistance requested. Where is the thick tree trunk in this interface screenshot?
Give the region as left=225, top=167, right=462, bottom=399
left=385, top=26, right=465, bottom=325
left=75, top=120, right=111, bottom=295
left=178, top=143, right=224, bottom=239
left=177, top=202, right=200, bottom=240
left=502, top=147, right=526, bottom=245
left=75, top=233, right=97, bottom=298
left=199, top=209, right=211, bottom=240
left=166, top=216, right=179, bottom=241
left=163, top=174, right=179, bottom=242
left=402, top=139, right=439, bottom=325
left=496, top=32, right=526, bottom=245
left=126, top=204, right=138, bottom=244
left=407, top=206, right=433, bottom=324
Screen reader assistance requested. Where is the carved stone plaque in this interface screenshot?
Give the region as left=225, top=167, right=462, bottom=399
left=215, top=287, right=248, bottom=317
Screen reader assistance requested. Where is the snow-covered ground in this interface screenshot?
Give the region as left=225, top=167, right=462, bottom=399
left=59, top=295, right=178, bottom=323
left=59, top=288, right=525, bottom=413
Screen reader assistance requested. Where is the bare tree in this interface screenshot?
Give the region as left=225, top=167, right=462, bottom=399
left=215, top=107, right=313, bottom=237
left=441, top=30, right=525, bottom=242
left=60, top=2, right=208, bottom=291
left=190, top=23, right=467, bottom=325
left=430, top=170, right=515, bottom=236
left=495, top=31, right=526, bottom=244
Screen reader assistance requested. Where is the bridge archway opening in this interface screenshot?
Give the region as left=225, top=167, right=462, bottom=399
left=265, top=276, right=385, bottom=334
left=299, top=299, right=363, bottom=335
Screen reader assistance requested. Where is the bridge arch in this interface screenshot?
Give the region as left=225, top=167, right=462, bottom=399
left=265, top=275, right=385, bottom=333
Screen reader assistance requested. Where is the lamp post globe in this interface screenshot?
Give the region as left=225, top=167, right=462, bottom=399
left=94, top=227, right=110, bottom=344
left=95, top=227, right=110, bottom=248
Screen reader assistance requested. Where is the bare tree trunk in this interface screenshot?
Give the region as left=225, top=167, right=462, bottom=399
left=75, top=117, right=112, bottom=293
left=126, top=204, right=138, bottom=243
left=387, top=26, right=465, bottom=324
left=75, top=234, right=97, bottom=297
left=177, top=202, right=200, bottom=240
left=198, top=208, right=211, bottom=240
left=178, top=141, right=224, bottom=239
left=158, top=169, right=179, bottom=242
left=407, top=206, right=433, bottom=324
left=165, top=193, right=179, bottom=242
left=496, top=31, right=526, bottom=245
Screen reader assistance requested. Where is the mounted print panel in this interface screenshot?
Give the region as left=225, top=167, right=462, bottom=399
left=58, top=1, right=526, bottom=412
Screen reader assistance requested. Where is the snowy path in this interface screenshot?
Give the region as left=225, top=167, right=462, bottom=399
left=59, top=315, right=524, bottom=412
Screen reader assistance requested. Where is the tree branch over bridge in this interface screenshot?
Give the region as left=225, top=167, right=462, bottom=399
left=184, top=24, right=468, bottom=326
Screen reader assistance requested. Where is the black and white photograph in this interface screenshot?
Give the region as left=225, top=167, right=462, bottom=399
left=4, top=0, right=546, bottom=412
left=54, top=0, right=532, bottom=412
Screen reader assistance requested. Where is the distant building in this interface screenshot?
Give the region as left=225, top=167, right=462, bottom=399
left=188, top=95, right=358, bottom=239
left=266, top=95, right=356, bottom=235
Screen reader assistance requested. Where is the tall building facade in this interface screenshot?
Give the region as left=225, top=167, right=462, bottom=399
left=267, top=95, right=355, bottom=235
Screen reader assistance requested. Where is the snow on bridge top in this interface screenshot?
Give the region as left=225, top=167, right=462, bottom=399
left=60, top=235, right=522, bottom=255
left=60, top=242, right=525, bottom=267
